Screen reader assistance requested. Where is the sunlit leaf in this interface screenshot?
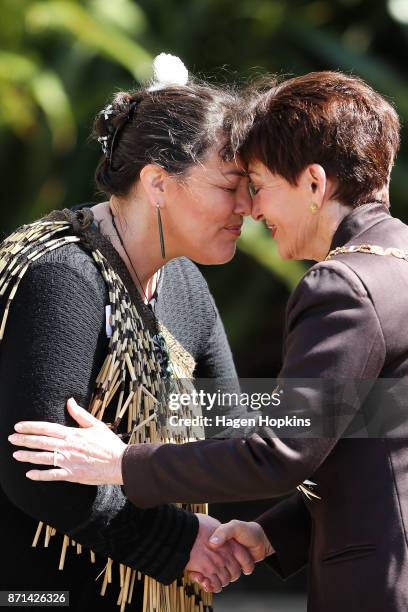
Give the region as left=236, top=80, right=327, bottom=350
left=30, top=70, right=76, bottom=151
left=0, top=81, right=36, bottom=135
left=0, top=50, right=37, bottom=82
left=26, top=1, right=153, bottom=80
left=89, top=0, right=147, bottom=37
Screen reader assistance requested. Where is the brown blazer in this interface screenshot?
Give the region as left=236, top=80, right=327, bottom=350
left=122, top=202, right=408, bottom=611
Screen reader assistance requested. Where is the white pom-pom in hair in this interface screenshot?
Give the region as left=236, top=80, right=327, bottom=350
left=149, top=53, right=189, bottom=90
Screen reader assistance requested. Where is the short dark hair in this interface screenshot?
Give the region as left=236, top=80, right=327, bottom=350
left=236, top=71, right=401, bottom=207
left=92, top=83, right=238, bottom=197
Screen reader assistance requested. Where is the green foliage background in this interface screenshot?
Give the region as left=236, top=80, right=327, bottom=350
left=1, top=0, right=407, bottom=375
left=1, top=0, right=407, bottom=599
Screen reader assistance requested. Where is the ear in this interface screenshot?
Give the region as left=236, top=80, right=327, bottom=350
left=300, top=164, right=327, bottom=210
left=139, top=164, right=168, bottom=209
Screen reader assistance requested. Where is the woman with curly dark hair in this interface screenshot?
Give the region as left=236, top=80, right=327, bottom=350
left=1, top=54, right=254, bottom=611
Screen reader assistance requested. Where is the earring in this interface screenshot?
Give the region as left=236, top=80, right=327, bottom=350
left=310, top=202, right=319, bottom=214
left=156, top=204, right=166, bottom=259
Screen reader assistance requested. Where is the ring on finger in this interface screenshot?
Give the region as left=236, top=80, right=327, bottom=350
left=53, top=449, right=63, bottom=467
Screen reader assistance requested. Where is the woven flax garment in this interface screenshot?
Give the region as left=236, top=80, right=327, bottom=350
left=0, top=208, right=212, bottom=612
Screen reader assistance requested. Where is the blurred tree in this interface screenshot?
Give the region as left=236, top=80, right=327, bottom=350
left=1, top=0, right=407, bottom=374
left=0, top=0, right=152, bottom=229
left=1, top=1, right=407, bottom=599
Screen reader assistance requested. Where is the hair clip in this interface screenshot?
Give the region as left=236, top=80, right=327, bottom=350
left=101, top=104, right=114, bottom=122
left=98, top=100, right=139, bottom=163
left=97, top=135, right=110, bottom=157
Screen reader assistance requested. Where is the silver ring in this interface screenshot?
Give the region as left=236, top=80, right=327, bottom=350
left=53, top=449, right=60, bottom=467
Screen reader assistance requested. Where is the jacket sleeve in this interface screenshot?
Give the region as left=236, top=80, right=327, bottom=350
left=121, top=261, right=386, bottom=507
left=0, top=258, right=198, bottom=585
left=255, top=492, right=311, bottom=580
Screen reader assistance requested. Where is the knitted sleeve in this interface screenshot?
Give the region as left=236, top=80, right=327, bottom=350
left=0, top=249, right=198, bottom=585
left=157, top=256, right=238, bottom=380
left=194, top=291, right=237, bottom=380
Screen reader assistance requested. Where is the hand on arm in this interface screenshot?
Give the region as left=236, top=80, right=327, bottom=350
left=10, top=398, right=126, bottom=485
left=118, top=263, right=386, bottom=509
left=10, top=410, right=259, bottom=592
left=1, top=260, right=199, bottom=584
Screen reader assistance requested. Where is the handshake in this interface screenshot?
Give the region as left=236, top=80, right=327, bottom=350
left=186, top=514, right=275, bottom=593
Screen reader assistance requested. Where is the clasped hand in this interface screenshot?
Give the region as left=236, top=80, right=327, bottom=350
left=9, top=398, right=275, bottom=593
left=187, top=515, right=274, bottom=593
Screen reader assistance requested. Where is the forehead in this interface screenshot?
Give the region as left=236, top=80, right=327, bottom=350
left=198, top=146, right=247, bottom=175
left=247, top=159, right=268, bottom=177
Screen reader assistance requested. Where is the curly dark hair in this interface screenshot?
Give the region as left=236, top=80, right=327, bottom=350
left=92, top=82, right=239, bottom=197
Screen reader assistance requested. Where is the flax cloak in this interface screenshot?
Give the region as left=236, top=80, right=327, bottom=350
left=0, top=208, right=213, bottom=612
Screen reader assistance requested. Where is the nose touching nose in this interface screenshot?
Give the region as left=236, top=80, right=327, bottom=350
left=248, top=194, right=263, bottom=221
left=234, top=179, right=253, bottom=217
left=251, top=202, right=263, bottom=221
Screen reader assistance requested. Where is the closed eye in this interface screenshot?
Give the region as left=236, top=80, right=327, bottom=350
left=248, top=183, right=260, bottom=197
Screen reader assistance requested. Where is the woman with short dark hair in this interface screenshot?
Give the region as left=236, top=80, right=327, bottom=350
left=17, top=70, right=408, bottom=611
left=240, top=70, right=399, bottom=210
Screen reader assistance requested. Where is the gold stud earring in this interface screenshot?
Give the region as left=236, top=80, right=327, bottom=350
left=310, top=202, right=319, bottom=214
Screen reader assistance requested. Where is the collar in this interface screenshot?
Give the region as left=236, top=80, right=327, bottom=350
left=329, top=202, right=392, bottom=251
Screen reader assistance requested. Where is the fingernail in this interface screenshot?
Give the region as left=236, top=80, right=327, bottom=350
left=68, top=398, right=80, bottom=411
left=209, top=536, right=220, bottom=544
left=14, top=423, right=23, bottom=431
left=8, top=434, right=16, bottom=441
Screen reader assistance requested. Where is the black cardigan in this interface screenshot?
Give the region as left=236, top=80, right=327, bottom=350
left=0, top=206, right=237, bottom=609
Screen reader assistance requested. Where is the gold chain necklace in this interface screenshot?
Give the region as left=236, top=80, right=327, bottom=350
left=326, top=244, right=408, bottom=262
